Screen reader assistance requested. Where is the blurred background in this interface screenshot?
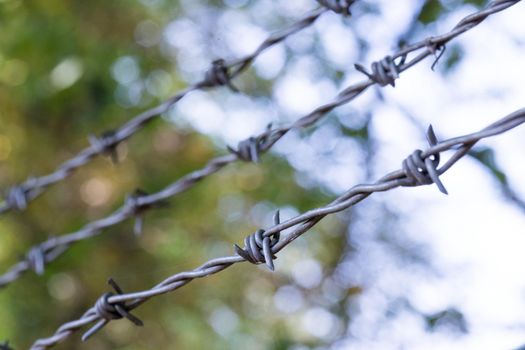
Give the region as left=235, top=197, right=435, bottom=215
left=0, top=0, right=524, bottom=349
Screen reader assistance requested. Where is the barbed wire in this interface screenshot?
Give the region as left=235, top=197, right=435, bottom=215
left=0, top=2, right=351, bottom=216
left=0, top=0, right=519, bottom=289
left=28, top=107, right=525, bottom=349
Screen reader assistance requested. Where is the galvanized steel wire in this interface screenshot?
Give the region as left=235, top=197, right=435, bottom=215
left=30, top=107, right=525, bottom=349
left=0, top=2, right=344, bottom=215
left=0, top=0, right=519, bottom=289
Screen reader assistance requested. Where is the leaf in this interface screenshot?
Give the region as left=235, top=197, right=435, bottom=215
left=469, top=147, right=507, bottom=185
left=418, top=0, right=445, bottom=24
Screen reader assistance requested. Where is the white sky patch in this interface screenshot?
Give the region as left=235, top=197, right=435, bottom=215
left=111, top=56, right=140, bottom=85
left=221, top=12, right=267, bottom=57
left=208, top=306, right=239, bottom=337
left=50, top=57, right=83, bottom=91
left=253, top=44, right=286, bottom=80
left=316, top=15, right=359, bottom=69
left=175, top=91, right=226, bottom=135
left=274, top=285, right=305, bottom=314
left=292, top=259, right=323, bottom=289
left=302, top=307, right=339, bottom=339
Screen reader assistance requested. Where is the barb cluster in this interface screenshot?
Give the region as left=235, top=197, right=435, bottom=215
left=354, top=0, right=520, bottom=87
left=83, top=278, right=144, bottom=342
left=0, top=3, right=347, bottom=216
left=402, top=125, right=448, bottom=195
left=355, top=55, right=405, bottom=87
left=234, top=211, right=282, bottom=271
left=30, top=108, right=525, bottom=349
left=0, top=0, right=518, bottom=289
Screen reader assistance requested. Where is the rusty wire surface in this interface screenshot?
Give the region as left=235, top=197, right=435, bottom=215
left=0, top=2, right=350, bottom=215
left=0, top=0, right=519, bottom=289
left=29, top=107, right=525, bottom=349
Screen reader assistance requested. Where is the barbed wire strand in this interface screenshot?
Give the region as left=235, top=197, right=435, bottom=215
left=0, top=0, right=519, bottom=289
left=29, top=107, right=525, bottom=349
left=0, top=2, right=350, bottom=215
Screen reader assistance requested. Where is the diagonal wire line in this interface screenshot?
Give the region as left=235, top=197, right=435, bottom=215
left=0, top=3, right=345, bottom=215
left=0, top=0, right=519, bottom=288
left=29, top=107, right=525, bottom=350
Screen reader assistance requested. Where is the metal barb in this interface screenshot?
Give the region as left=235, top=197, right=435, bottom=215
left=426, top=39, right=447, bottom=71
left=82, top=278, right=143, bottom=342
left=202, top=59, right=239, bottom=92
left=88, top=130, right=119, bottom=164
left=124, top=189, right=169, bottom=236
left=354, top=55, right=405, bottom=87
left=234, top=210, right=281, bottom=271
left=5, top=185, right=28, bottom=211
left=316, top=0, right=356, bottom=16
left=227, top=124, right=273, bottom=163
left=27, top=246, right=46, bottom=275
left=401, top=125, right=448, bottom=195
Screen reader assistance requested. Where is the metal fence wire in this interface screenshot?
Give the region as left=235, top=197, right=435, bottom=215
left=0, top=0, right=519, bottom=289
left=30, top=108, right=525, bottom=349
left=0, top=0, right=522, bottom=349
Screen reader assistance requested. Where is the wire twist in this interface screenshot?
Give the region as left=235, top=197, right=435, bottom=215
left=82, top=278, right=143, bottom=342
left=234, top=211, right=281, bottom=271
left=317, top=0, right=356, bottom=16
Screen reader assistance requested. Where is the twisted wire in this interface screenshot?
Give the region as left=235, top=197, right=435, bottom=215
left=30, top=107, right=525, bottom=349
left=0, top=0, right=518, bottom=288
left=0, top=2, right=344, bottom=216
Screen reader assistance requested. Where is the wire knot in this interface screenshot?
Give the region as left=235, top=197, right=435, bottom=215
left=227, top=124, right=273, bottom=162
left=317, top=0, right=355, bottom=16
left=354, top=55, right=405, bottom=87
left=234, top=211, right=281, bottom=271
left=82, top=278, right=143, bottom=342
left=124, top=189, right=168, bottom=236
left=89, top=130, right=119, bottom=163
left=27, top=245, right=46, bottom=275
left=201, top=59, right=238, bottom=92
left=402, top=125, right=448, bottom=195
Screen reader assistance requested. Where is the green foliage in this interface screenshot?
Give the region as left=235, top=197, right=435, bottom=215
left=469, top=147, right=507, bottom=185
left=418, top=0, right=445, bottom=24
